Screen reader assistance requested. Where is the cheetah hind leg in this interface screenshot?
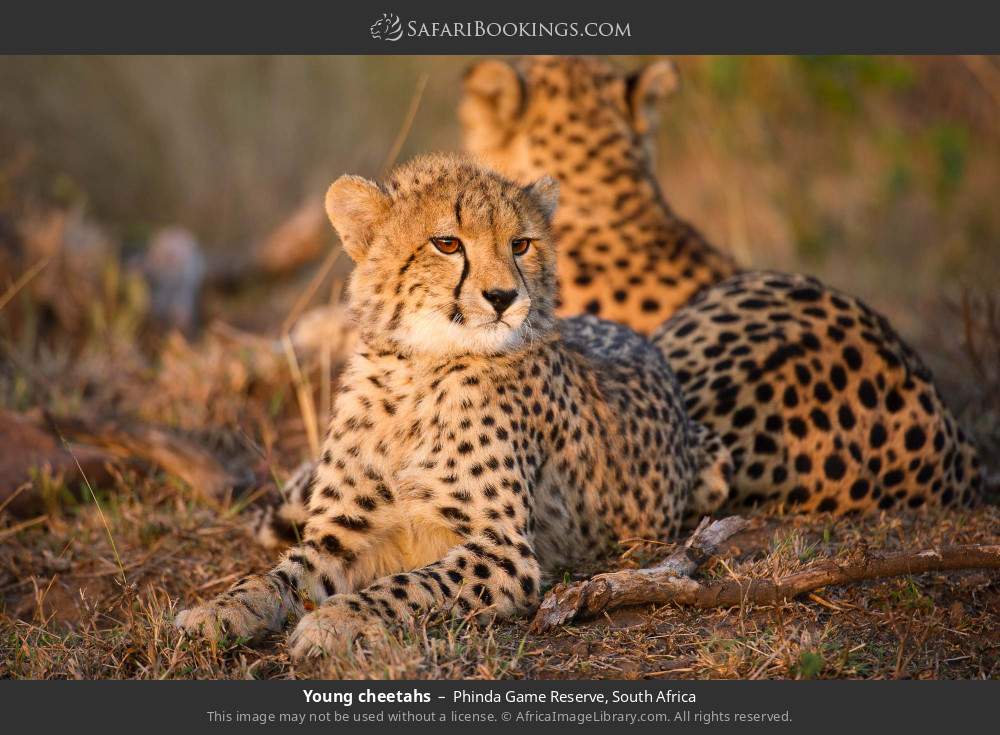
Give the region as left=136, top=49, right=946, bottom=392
left=686, top=422, right=733, bottom=522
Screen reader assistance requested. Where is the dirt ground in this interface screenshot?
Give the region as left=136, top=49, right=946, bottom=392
left=1, top=469, right=997, bottom=679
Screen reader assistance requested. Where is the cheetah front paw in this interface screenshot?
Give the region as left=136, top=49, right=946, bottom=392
left=288, top=600, right=382, bottom=660
left=175, top=581, right=299, bottom=641
left=174, top=600, right=266, bottom=641
left=174, top=602, right=251, bottom=640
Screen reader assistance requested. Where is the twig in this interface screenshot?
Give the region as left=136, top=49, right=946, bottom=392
left=532, top=518, right=1000, bottom=632
left=282, top=335, right=320, bottom=458
left=280, top=245, right=343, bottom=335
left=380, top=73, right=429, bottom=176
left=0, top=482, right=31, bottom=515
left=0, top=514, right=49, bottom=541
left=0, top=255, right=51, bottom=312
left=532, top=516, right=748, bottom=632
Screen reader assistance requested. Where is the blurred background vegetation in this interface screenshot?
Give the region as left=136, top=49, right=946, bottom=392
left=2, top=56, right=998, bottom=290
left=1, top=55, right=998, bottom=435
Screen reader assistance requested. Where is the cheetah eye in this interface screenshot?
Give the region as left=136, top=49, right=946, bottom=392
left=431, top=237, right=462, bottom=255
left=511, top=238, right=532, bottom=256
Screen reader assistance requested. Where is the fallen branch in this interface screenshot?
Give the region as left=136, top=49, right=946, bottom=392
left=532, top=516, right=748, bottom=632
left=47, top=414, right=246, bottom=502
left=532, top=516, right=1000, bottom=632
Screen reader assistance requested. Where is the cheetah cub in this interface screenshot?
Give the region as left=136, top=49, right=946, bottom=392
left=175, top=155, right=731, bottom=659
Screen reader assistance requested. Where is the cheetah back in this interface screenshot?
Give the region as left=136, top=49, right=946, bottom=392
left=653, top=271, right=983, bottom=514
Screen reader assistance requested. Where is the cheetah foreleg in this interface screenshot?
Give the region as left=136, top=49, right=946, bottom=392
left=289, top=533, right=541, bottom=659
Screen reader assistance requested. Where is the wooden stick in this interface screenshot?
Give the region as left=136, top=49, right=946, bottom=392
left=532, top=516, right=747, bottom=632
left=531, top=516, right=1000, bottom=632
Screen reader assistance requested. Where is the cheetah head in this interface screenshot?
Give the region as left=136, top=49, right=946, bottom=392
left=325, top=154, right=559, bottom=357
left=459, top=56, right=678, bottom=184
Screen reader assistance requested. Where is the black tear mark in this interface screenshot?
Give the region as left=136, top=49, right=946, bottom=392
left=451, top=246, right=470, bottom=324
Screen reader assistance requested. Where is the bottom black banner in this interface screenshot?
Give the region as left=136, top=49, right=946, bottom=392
left=2, top=680, right=994, bottom=732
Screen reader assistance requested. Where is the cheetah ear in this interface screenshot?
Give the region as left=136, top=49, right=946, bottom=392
left=459, top=59, right=524, bottom=152
left=324, top=175, right=390, bottom=263
left=525, top=176, right=559, bottom=222
left=626, top=60, right=680, bottom=136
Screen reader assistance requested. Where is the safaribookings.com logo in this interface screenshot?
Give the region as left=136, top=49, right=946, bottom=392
left=370, top=13, right=404, bottom=41
left=370, top=13, right=631, bottom=41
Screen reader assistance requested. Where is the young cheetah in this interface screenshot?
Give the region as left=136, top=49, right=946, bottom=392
left=176, top=155, right=730, bottom=658
left=460, top=56, right=984, bottom=513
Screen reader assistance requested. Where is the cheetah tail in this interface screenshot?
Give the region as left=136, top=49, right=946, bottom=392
left=251, top=460, right=315, bottom=548
left=688, top=422, right=734, bottom=517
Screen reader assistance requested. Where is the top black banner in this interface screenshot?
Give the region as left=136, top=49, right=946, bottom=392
left=3, top=0, right=1000, bottom=54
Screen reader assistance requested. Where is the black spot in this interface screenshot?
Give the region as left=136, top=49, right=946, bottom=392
left=885, top=389, right=904, bottom=413
left=789, top=417, right=808, bottom=438
left=837, top=404, right=856, bottom=430
left=795, top=454, right=812, bottom=473
left=858, top=380, right=878, bottom=409
left=849, top=479, right=870, bottom=500
left=883, top=469, right=904, bottom=488
left=674, top=322, right=697, bottom=338
left=829, top=365, right=848, bottom=391
left=904, top=426, right=926, bottom=451
left=789, top=287, right=822, bottom=302
left=755, top=383, right=774, bottom=402
left=813, top=382, right=832, bottom=403
left=788, top=486, right=810, bottom=504
left=823, top=454, right=847, bottom=481
left=732, top=406, right=757, bottom=428
left=753, top=434, right=778, bottom=454
left=869, top=423, right=887, bottom=449
left=817, top=498, right=839, bottom=513
left=810, top=408, right=831, bottom=431
left=842, top=346, right=863, bottom=371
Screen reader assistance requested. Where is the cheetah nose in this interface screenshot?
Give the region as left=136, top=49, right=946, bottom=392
left=482, top=288, right=518, bottom=315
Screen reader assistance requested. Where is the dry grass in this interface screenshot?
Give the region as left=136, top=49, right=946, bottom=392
left=1, top=481, right=997, bottom=680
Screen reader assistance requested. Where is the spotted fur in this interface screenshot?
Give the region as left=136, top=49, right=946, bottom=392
left=176, top=155, right=730, bottom=658
left=655, top=271, right=983, bottom=513
left=459, top=56, right=984, bottom=515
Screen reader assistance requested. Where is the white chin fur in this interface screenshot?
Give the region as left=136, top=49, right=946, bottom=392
left=396, top=308, right=529, bottom=356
